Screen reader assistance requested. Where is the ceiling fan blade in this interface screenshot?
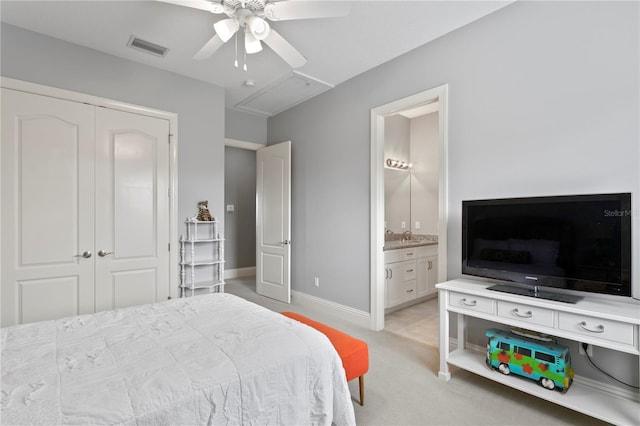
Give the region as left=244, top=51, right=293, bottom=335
left=264, top=1, right=351, bottom=21
left=193, top=34, right=225, bottom=60
left=155, top=0, right=224, bottom=13
left=263, top=29, right=307, bottom=68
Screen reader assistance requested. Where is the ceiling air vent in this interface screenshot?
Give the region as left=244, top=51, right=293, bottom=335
left=127, top=36, right=168, bottom=57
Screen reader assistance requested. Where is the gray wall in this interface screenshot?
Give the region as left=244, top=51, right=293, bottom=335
left=1, top=24, right=226, bottom=244
left=268, top=1, right=639, bottom=387
left=268, top=0, right=639, bottom=310
left=225, top=109, right=267, bottom=144
left=224, top=146, right=257, bottom=270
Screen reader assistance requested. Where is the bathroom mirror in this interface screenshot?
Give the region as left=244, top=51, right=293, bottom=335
left=384, top=168, right=411, bottom=233
left=384, top=108, right=440, bottom=237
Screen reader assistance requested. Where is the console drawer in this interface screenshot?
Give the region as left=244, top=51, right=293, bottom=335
left=449, top=292, right=494, bottom=314
left=497, top=301, right=554, bottom=328
left=558, top=312, right=635, bottom=346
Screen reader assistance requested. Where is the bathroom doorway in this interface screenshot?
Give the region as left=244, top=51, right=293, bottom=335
left=370, top=84, right=449, bottom=332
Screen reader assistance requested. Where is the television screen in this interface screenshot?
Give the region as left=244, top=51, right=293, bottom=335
left=462, top=193, right=632, bottom=301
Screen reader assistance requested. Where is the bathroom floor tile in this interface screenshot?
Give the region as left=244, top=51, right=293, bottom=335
left=385, top=298, right=439, bottom=348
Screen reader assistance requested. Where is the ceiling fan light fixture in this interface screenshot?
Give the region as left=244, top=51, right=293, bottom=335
left=247, top=16, right=270, bottom=40
left=245, top=30, right=263, bottom=54
left=214, top=18, right=239, bottom=42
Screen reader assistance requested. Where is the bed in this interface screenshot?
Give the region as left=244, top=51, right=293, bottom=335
left=1, top=293, right=356, bottom=425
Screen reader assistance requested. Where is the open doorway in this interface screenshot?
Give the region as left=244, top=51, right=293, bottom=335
left=224, top=138, right=262, bottom=280
left=223, top=138, right=292, bottom=305
left=370, top=84, right=449, bottom=332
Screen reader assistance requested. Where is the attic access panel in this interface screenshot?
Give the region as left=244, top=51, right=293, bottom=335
left=235, top=72, right=333, bottom=116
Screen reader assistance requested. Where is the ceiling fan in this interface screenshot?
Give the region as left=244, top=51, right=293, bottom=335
left=157, top=0, right=351, bottom=68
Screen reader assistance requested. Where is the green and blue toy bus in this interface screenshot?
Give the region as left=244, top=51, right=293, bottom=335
left=485, top=328, right=574, bottom=392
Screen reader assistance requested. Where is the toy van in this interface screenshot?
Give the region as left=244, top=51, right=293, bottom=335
left=485, top=328, right=574, bottom=392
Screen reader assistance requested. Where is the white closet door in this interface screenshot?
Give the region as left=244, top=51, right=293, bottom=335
left=94, top=108, right=170, bottom=311
left=1, top=88, right=95, bottom=326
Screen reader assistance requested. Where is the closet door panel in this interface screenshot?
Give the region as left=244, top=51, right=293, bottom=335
left=94, top=108, right=170, bottom=312
left=20, top=115, right=79, bottom=265
left=113, top=133, right=156, bottom=258
left=1, top=88, right=95, bottom=326
left=19, top=277, right=79, bottom=324
left=112, top=269, right=157, bottom=309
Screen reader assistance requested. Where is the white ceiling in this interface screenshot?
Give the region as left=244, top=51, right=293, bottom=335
left=1, top=0, right=513, bottom=116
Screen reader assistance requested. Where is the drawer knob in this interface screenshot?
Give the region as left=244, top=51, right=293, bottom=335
left=460, top=298, right=477, bottom=307
left=512, top=309, right=533, bottom=318
left=579, top=321, right=605, bottom=333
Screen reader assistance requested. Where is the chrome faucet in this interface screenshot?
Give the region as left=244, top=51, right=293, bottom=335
left=402, top=230, right=412, bottom=241
left=385, top=229, right=393, bottom=242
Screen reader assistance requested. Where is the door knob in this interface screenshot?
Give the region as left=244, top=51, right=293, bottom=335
left=98, top=250, right=113, bottom=257
left=75, top=251, right=92, bottom=258
left=279, top=240, right=291, bottom=246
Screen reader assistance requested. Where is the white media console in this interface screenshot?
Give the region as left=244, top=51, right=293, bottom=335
left=437, top=279, right=639, bottom=425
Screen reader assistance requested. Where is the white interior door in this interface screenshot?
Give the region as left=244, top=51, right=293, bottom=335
left=94, top=108, right=170, bottom=311
left=1, top=88, right=95, bottom=326
left=256, top=141, right=291, bottom=303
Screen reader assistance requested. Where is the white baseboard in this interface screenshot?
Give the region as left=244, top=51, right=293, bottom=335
left=291, top=290, right=371, bottom=329
left=223, top=272, right=370, bottom=327
left=225, top=267, right=256, bottom=279
left=573, top=373, right=639, bottom=402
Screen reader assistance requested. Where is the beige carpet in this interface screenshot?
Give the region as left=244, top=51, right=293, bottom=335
left=224, top=277, right=607, bottom=426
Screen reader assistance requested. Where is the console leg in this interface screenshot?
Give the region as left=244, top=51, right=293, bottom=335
left=438, top=289, right=451, bottom=381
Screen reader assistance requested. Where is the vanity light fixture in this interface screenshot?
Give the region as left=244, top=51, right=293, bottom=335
left=386, top=158, right=412, bottom=170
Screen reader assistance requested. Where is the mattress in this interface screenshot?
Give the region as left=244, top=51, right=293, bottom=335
left=1, top=293, right=356, bottom=425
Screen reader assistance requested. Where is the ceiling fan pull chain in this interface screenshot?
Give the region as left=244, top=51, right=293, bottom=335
left=243, top=48, right=248, bottom=71
left=234, top=32, right=239, bottom=68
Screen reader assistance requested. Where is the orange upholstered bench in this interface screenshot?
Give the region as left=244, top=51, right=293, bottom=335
left=282, top=312, right=369, bottom=405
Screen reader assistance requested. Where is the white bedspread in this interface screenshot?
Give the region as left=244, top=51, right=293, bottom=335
left=1, top=293, right=356, bottom=425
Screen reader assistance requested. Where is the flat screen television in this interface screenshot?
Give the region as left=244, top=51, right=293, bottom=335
left=462, top=193, right=632, bottom=303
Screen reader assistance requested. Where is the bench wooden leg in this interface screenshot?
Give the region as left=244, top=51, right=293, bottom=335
left=358, top=375, right=364, bottom=406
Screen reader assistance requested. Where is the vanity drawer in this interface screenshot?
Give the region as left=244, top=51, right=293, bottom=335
left=387, top=279, right=417, bottom=307
left=403, top=249, right=418, bottom=260
left=402, top=260, right=417, bottom=281
left=448, top=292, right=494, bottom=314
left=558, top=312, right=635, bottom=346
left=497, top=301, right=554, bottom=328
left=404, top=280, right=417, bottom=300
left=385, top=250, right=404, bottom=264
